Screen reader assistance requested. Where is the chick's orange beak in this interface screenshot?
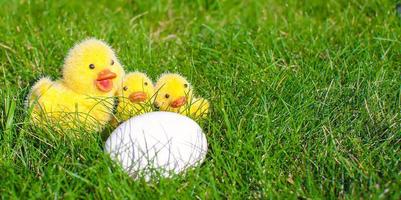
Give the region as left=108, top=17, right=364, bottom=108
left=170, top=96, right=186, bottom=108
left=96, top=69, right=117, bottom=92
left=129, top=91, right=147, bottom=103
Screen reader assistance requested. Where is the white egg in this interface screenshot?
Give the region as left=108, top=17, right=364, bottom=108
left=105, top=111, right=208, bottom=179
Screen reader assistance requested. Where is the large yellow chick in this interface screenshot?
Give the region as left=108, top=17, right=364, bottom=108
left=27, top=38, right=125, bottom=132
left=114, top=72, right=154, bottom=124
left=154, top=73, right=209, bottom=119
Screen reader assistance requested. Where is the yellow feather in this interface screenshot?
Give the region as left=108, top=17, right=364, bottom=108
left=187, top=98, right=210, bottom=118
left=27, top=38, right=125, bottom=132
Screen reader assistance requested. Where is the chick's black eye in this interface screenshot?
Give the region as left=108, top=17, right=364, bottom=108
left=123, top=86, right=128, bottom=91
left=165, top=94, right=170, bottom=98
left=89, top=64, right=95, bottom=69
left=144, top=82, right=148, bottom=86
left=111, top=60, right=114, bottom=65
left=184, top=83, right=188, bottom=88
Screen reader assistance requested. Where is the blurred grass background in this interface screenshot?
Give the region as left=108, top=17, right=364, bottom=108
left=0, top=0, right=400, bottom=198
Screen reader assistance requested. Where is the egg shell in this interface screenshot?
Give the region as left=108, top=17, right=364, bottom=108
left=105, top=111, right=208, bottom=179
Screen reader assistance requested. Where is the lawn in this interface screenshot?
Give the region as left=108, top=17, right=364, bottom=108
left=0, top=0, right=400, bottom=199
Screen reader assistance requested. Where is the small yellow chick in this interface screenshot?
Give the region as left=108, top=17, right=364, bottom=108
left=27, top=38, right=125, bottom=132
left=114, top=72, right=154, bottom=124
left=154, top=73, right=209, bottom=119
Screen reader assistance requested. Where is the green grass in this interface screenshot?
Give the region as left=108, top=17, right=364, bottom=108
left=1, top=0, right=400, bottom=198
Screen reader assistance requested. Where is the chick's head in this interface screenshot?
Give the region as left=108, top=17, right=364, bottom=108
left=62, top=38, right=125, bottom=96
left=154, top=73, right=193, bottom=111
left=116, top=72, right=154, bottom=104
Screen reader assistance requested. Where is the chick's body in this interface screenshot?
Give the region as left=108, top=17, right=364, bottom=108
left=187, top=97, right=210, bottom=118
left=114, top=72, right=154, bottom=124
left=28, top=39, right=125, bottom=132
left=154, top=73, right=209, bottom=119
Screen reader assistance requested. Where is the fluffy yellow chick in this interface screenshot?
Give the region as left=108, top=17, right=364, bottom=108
left=154, top=73, right=209, bottom=119
left=27, top=38, right=125, bottom=132
left=114, top=72, right=154, bottom=124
